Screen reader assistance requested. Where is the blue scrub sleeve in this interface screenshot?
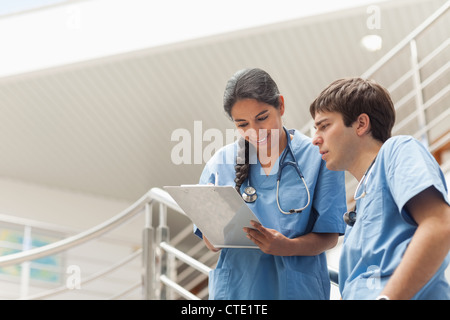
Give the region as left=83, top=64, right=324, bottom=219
left=386, top=137, right=449, bottom=225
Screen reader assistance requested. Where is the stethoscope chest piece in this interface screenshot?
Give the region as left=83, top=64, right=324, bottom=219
left=242, top=186, right=257, bottom=203
left=343, top=210, right=357, bottom=227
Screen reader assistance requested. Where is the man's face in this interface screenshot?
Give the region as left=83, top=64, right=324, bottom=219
left=312, top=111, right=357, bottom=171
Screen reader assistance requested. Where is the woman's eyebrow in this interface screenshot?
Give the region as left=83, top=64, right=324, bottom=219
left=234, top=110, right=269, bottom=122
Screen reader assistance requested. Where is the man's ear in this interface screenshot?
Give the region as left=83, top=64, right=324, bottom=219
left=354, top=113, right=371, bottom=137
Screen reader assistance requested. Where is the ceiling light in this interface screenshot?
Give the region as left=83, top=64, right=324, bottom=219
left=361, top=35, right=382, bottom=52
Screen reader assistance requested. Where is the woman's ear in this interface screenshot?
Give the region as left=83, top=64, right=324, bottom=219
left=279, top=95, right=285, bottom=116
left=354, top=113, right=371, bottom=137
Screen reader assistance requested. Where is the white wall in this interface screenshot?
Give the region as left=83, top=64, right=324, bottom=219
left=0, top=177, right=132, bottom=229
left=0, top=177, right=145, bottom=299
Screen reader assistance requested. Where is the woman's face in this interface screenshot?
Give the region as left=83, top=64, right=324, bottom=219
left=230, top=98, right=285, bottom=155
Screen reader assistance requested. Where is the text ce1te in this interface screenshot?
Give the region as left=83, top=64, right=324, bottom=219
left=181, top=304, right=268, bottom=317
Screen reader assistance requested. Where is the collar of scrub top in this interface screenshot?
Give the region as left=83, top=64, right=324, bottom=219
left=354, top=156, right=377, bottom=200
left=275, top=127, right=311, bottom=214
left=343, top=156, right=377, bottom=226
left=243, top=127, right=311, bottom=214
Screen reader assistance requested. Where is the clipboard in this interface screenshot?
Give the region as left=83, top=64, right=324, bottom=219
left=163, top=185, right=260, bottom=248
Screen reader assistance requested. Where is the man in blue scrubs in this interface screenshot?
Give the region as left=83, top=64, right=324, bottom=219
left=310, top=77, right=450, bottom=300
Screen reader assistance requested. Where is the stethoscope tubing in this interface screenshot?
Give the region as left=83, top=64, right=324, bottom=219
left=244, top=127, right=311, bottom=214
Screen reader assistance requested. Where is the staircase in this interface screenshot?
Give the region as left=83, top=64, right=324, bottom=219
left=0, top=1, right=449, bottom=300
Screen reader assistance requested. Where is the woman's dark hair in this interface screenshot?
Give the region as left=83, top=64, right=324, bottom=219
left=309, top=77, right=395, bottom=143
left=223, top=68, right=281, bottom=193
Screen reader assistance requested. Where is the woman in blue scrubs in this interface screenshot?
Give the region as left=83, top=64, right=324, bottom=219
left=310, top=77, right=450, bottom=300
left=195, top=68, right=347, bottom=299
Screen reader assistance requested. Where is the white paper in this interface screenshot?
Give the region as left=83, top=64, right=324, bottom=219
left=164, top=185, right=260, bottom=248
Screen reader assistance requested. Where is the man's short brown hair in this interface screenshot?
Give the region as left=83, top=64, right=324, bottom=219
left=310, top=78, right=396, bottom=143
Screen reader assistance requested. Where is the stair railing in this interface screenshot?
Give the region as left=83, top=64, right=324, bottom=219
left=302, top=0, right=450, bottom=206
left=0, top=0, right=448, bottom=301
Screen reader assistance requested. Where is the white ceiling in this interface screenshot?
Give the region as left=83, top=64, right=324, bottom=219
left=0, top=0, right=448, bottom=201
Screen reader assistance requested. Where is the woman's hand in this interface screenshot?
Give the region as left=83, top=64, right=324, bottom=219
left=244, top=220, right=339, bottom=256
left=243, top=220, right=292, bottom=256
left=203, top=235, right=221, bottom=253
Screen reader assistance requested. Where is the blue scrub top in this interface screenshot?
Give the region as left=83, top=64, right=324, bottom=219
left=195, top=129, right=347, bottom=300
left=339, top=135, right=450, bottom=300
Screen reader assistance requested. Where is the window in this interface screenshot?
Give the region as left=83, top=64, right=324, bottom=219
left=0, top=225, right=64, bottom=285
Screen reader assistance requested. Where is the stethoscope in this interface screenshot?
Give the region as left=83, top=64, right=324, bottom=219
left=343, top=156, right=377, bottom=226
left=241, top=127, right=311, bottom=214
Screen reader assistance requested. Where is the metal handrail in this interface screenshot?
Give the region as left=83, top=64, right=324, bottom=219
left=361, top=0, right=449, bottom=79
left=0, top=1, right=448, bottom=300
left=0, top=186, right=192, bottom=299
left=0, top=190, right=154, bottom=267
left=160, top=275, right=201, bottom=300
left=21, top=249, right=142, bottom=300
left=158, top=239, right=340, bottom=292
left=159, top=241, right=211, bottom=275
left=300, top=0, right=450, bottom=136
left=109, top=281, right=142, bottom=300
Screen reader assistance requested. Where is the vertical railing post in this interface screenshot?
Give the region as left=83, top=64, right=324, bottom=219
left=156, top=203, right=170, bottom=299
left=142, top=202, right=154, bottom=299
left=20, top=225, right=32, bottom=299
left=410, top=39, right=429, bottom=147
